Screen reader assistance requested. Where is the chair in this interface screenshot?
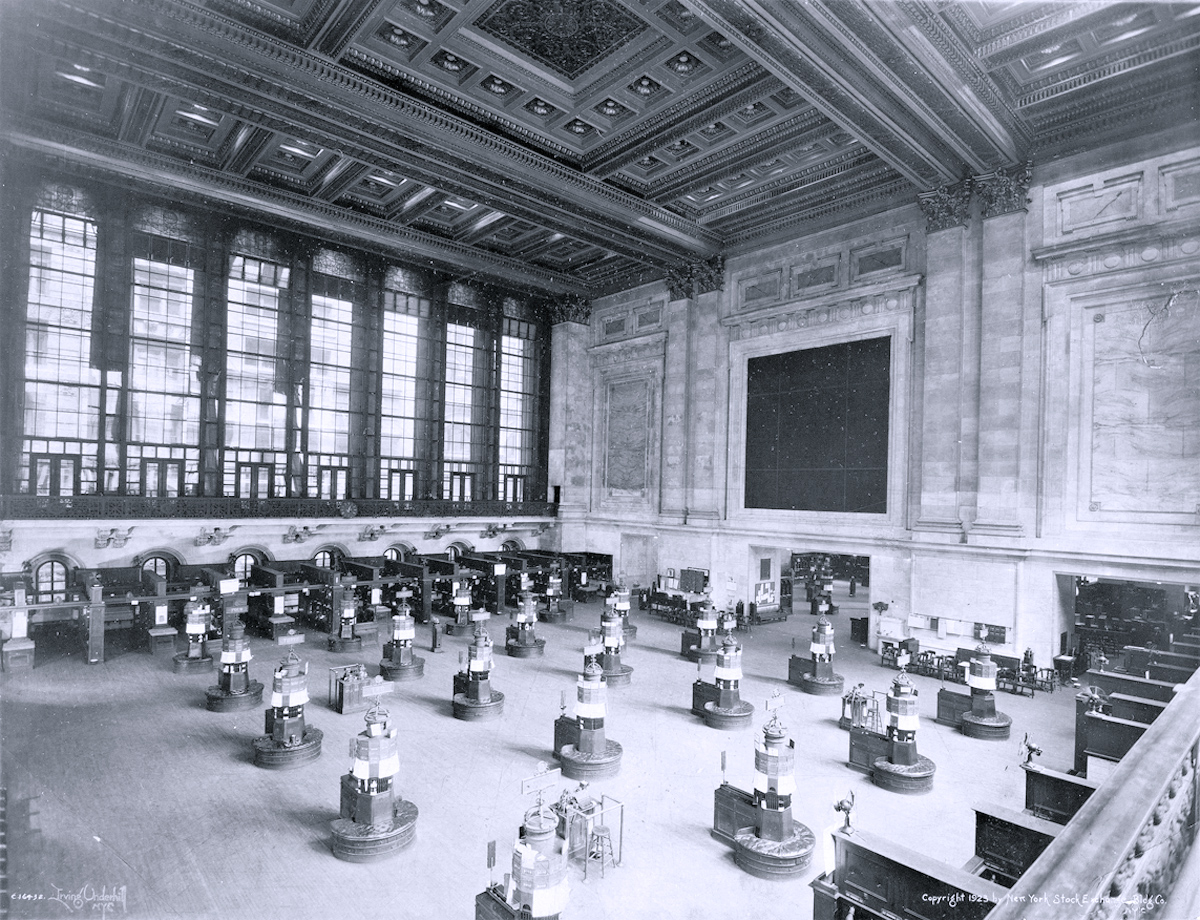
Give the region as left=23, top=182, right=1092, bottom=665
left=588, top=825, right=616, bottom=878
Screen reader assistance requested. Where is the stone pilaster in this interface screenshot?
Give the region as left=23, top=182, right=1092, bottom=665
left=548, top=301, right=592, bottom=518
left=687, top=285, right=722, bottom=521
left=974, top=165, right=1033, bottom=535
left=659, top=290, right=690, bottom=523
left=915, top=180, right=975, bottom=534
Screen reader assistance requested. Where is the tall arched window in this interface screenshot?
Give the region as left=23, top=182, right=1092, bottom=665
left=35, top=560, right=69, bottom=602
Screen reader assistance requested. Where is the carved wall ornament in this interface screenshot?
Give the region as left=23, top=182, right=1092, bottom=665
left=917, top=179, right=973, bottom=233
left=976, top=162, right=1033, bottom=218
left=195, top=526, right=233, bottom=547
left=548, top=294, right=591, bottom=326
left=95, top=527, right=134, bottom=549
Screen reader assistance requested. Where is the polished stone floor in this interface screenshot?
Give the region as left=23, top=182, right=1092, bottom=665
left=3, top=582, right=1081, bottom=920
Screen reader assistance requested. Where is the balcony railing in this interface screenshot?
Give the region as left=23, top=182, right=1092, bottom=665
left=0, top=495, right=558, bottom=521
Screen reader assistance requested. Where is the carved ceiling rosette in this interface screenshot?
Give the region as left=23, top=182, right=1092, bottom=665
left=975, top=162, right=1033, bottom=219
left=917, top=179, right=973, bottom=233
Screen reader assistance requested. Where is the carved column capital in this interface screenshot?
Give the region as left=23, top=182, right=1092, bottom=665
left=918, top=179, right=973, bottom=233
left=665, top=264, right=692, bottom=301
left=666, top=256, right=725, bottom=300
left=975, top=162, right=1033, bottom=219
left=692, top=255, right=725, bottom=296
left=546, top=294, right=591, bottom=325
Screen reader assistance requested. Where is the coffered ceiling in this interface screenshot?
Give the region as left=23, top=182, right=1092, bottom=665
left=2, top=0, right=1197, bottom=296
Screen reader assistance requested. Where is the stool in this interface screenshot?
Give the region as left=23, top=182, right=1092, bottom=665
left=588, top=825, right=616, bottom=878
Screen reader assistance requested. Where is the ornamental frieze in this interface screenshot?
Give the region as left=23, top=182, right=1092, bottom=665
left=725, top=277, right=919, bottom=342
left=588, top=332, right=667, bottom=370
left=547, top=295, right=592, bottom=326
left=1034, top=229, right=1200, bottom=282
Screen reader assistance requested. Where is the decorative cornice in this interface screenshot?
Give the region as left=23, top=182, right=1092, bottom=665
left=722, top=273, right=921, bottom=341
left=725, top=175, right=914, bottom=250
left=918, top=178, right=973, bottom=233
left=976, top=162, right=1033, bottom=219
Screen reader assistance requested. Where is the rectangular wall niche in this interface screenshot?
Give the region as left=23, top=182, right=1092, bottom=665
left=605, top=378, right=649, bottom=495
left=744, top=337, right=890, bottom=513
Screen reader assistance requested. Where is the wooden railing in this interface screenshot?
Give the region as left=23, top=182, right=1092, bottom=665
left=986, top=667, right=1200, bottom=920
left=0, top=495, right=557, bottom=521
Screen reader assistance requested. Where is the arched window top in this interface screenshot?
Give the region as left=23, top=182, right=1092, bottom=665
left=383, top=542, right=416, bottom=562
left=312, top=546, right=344, bottom=570
left=500, top=538, right=524, bottom=553
left=35, top=559, right=70, bottom=603
left=139, top=552, right=180, bottom=581
left=231, top=551, right=262, bottom=584
left=445, top=541, right=473, bottom=562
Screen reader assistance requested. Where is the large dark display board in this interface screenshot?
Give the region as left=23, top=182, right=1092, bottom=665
left=745, top=337, right=890, bottom=513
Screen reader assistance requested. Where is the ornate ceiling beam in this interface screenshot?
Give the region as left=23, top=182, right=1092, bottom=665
left=13, top=0, right=721, bottom=268
left=683, top=0, right=1025, bottom=186
left=3, top=124, right=590, bottom=296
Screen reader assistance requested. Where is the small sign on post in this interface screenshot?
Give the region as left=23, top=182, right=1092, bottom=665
left=721, top=750, right=727, bottom=785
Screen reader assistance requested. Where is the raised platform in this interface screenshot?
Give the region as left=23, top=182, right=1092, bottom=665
left=559, top=739, right=623, bottom=780
left=872, top=755, right=937, bottom=795
left=601, top=664, right=633, bottom=687
left=452, top=691, right=505, bottom=721
left=685, top=645, right=719, bottom=665
left=173, top=653, right=213, bottom=673
left=962, top=711, right=1013, bottom=740
left=205, top=681, right=264, bottom=712
left=378, top=657, right=425, bottom=681
left=732, top=824, right=815, bottom=879
left=703, top=701, right=755, bottom=730
left=505, top=638, right=545, bottom=658
left=330, top=798, right=418, bottom=862
left=445, top=621, right=475, bottom=637
left=252, top=728, right=324, bottom=769
left=327, top=636, right=364, bottom=653
left=797, top=672, right=845, bottom=696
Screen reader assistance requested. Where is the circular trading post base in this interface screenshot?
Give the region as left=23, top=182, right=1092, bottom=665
left=797, top=673, right=845, bottom=696
left=961, top=711, right=1013, bottom=740
left=506, top=638, right=546, bottom=659
left=622, top=623, right=637, bottom=640
left=703, top=701, right=755, bottom=730
left=379, top=657, right=426, bottom=682
left=205, top=681, right=264, bottom=712
left=559, top=740, right=623, bottom=780
left=252, top=728, right=324, bottom=769
left=452, top=691, right=505, bottom=721
left=871, top=756, right=937, bottom=795
left=173, top=653, right=213, bottom=673
left=685, top=645, right=719, bottom=665
left=327, top=636, right=363, bottom=653
left=445, top=622, right=475, bottom=638
left=732, top=825, right=815, bottom=879
left=601, top=664, right=633, bottom=687
left=330, top=799, right=418, bottom=862
left=539, top=610, right=568, bottom=624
